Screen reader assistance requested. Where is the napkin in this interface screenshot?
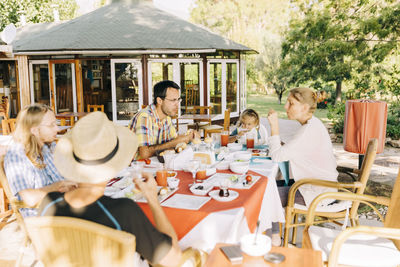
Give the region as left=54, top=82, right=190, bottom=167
left=164, top=147, right=194, bottom=170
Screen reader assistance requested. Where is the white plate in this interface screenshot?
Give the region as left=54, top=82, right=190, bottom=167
left=124, top=186, right=178, bottom=203
left=209, top=189, right=239, bottom=202
left=190, top=183, right=214, bottom=196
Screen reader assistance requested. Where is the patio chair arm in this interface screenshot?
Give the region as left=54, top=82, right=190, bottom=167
left=337, top=166, right=361, bottom=175
left=287, top=179, right=363, bottom=208
left=304, top=192, right=390, bottom=225
left=328, top=226, right=400, bottom=267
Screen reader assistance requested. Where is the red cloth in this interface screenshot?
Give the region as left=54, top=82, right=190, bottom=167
left=343, top=100, right=387, bottom=154
left=138, top=170, right=268, bottom=240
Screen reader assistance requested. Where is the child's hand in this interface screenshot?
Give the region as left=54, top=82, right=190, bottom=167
left=238, top=129, right=248, bottom=137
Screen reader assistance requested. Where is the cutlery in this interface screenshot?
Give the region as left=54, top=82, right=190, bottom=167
left=253, top=220, right=260, bottom=245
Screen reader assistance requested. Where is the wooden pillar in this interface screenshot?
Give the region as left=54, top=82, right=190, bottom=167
left=201, top=54, right=208, bottom=106
left=74, top=59, right=83, bottom=112
left=142, top=54, right=148, bottom=105
left=15, top=55, right=30, bottom=108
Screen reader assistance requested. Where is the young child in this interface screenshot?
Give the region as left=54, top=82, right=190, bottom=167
left=230, top=109, right=268, bottom=145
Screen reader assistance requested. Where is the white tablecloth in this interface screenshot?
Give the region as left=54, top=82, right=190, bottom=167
left=177, top=159, right=284, bottom=252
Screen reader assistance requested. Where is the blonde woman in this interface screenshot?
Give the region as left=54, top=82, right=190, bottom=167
left=267, top=88, right=338, bottom=246
left=4, top=104, right=77, bottom=217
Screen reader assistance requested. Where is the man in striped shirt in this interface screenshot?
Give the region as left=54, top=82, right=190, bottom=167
left=129, top=80, right=196, bottom=159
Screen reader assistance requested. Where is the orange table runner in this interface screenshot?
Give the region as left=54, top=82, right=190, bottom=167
left=138, top=170, right=268, bottom=240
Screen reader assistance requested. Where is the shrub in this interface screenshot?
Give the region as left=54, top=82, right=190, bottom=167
left=387, top=103, right=400, bottom=139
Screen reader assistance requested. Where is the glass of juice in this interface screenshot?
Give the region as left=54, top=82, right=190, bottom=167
left=246, top=132, right=255, bottom=149
left=196, top=164, right=207, bottom=182
left=156, top=166, right=168, bottom=186
left=221, top=130, right=229, bottom=146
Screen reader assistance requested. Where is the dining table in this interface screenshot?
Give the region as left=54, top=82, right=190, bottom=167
left=205, top=243, right=323, bottom=267
left=107, top=154, right=285, bottom=253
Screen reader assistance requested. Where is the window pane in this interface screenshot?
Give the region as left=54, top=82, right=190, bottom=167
left=54, top=63, right=73, bottom=113
left=226, top=63, right=238, bottom=113
left=209, top=63, right=222, bottom=114
left=180, top=62, right=200, bottom=114
left=114, top=62, right=140, bottom=120
left=32, top=64, right=50, bottom=105
left=150, top=62, right=173, bottom=100
left=82, top=60, right=111, bottom=119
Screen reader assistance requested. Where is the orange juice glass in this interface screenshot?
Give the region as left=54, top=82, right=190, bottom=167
left=246, top=132, right=255, bottom=149
left=156, top=168, right=168, bottom=186
left=221, top=131, right=229, bottom=146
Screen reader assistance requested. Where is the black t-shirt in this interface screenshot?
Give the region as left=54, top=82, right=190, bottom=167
left=39, top=192, right=172, bottom=264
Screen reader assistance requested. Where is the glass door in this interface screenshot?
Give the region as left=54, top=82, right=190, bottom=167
left=29, top=60, right=50, bottom=106
left=49, top=60, right=77, bottom=114
left=111, top=59, right=143, bottom=124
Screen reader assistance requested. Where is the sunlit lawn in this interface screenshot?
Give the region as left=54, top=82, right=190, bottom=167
left=246, top=92, right=330, bottom=123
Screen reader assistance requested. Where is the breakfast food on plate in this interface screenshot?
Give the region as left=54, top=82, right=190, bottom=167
left=175, top=142, right=187, bottom=153
left=159, top=149, right=176, bottom=156
left=167, top=171, right=176, bottom=177
left=159, top=186, right=169, bottom=196
left=192, top=138, right=201, bottom=145
left=204, top=136, right=213, bottom=144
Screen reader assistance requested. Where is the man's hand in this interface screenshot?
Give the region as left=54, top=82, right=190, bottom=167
left=133, top=172, right=158, bottom=202
left=175, top=129, right=198, bottom=144
left=267, top=109, right=280, bottom=136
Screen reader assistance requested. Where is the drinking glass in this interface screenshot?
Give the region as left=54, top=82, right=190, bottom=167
left=188, top=159, right=201, bottom=186
left=221, top=131, right=229, bottom=146
left=130, top=161, right=144, bottom=180
left=156, top=165, right=168, bottom=186
left=246, top=132, right=255, bottom=149
left=196, top=163, right=207, bottom=182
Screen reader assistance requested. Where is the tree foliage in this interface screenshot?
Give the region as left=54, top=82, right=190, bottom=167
left=190, top=0, right=291, bottom=95
left=281, top=0, right=400, bottom=103
left=0, top=0, right=78, bottom=31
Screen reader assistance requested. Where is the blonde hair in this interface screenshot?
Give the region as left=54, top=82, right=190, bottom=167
left=239, top=109, right=260, bottom=127
left=289, top=87, right=318, bottom=113
left=13, top=104, right=53, bottom=168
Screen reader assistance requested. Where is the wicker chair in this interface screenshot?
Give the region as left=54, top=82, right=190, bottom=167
left=0, top=158, right=36, bottom=267
left=302, top=167, right=400, bottom=267
left=2, top=118, right=16, bottom=135
left=283, top=138, right=378, bottom=247
left=25, top=216, right=136, bottom=267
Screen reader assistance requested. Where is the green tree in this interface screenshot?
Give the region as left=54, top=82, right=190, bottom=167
left=190, top=0, right=291, bottom=93
left=0, top=0, right=77, bottom=31
left=282, top=0, right=400, bottom=103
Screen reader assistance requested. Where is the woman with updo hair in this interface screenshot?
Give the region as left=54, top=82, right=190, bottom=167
left=267, top=87, right=338, bottom=246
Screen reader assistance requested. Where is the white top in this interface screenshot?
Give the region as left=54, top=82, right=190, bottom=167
left=268, top=116, right=338, bottom=207
left=235, top=124, right=268, bottom=146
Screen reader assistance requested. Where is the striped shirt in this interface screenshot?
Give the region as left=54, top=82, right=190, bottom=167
left=129, top=104, right=177, bottom=159
left=4, top=142, right=64, bottom=217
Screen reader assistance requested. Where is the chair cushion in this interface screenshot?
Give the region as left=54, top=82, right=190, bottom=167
left=308, top=225, right=400, bottom=266
left=294, top=200, right=353, bottom=212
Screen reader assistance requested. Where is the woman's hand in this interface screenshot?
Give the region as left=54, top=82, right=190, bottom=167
left=133, top=172, right=158, bottom=203
left=267, top=109, right=280, bottom=136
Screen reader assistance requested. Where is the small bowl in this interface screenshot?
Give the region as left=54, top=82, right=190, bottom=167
left=167, top=177, right=180, bottom=189
left=167, top=171, right=177, bottom=178
left=240, top=234, right=271, bottom=256
left=189, top=183, right=213, bottom=196
left=230, top=161, right=250, bottom=174
left=234, top=151, right=252, bottom=161
left=227, top=143, right=242, bottom=152
left=216, top=160, right=231, bottom=170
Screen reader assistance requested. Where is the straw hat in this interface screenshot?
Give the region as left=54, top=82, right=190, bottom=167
left=54, top=112, right=138, bottom=184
